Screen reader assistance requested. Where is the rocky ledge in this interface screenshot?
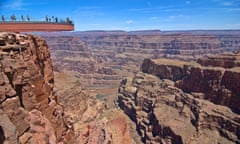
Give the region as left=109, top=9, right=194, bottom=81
left=118, top=53, right=240, bottom=143
left=0, top=33, right=73, bottom=144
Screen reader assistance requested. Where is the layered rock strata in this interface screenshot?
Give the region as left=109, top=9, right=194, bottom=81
left=53, top=72, right=136, bottom=144
left=141, top=53, right=240, bottom=113
left=0, top=33, right=72, bottom=144
left=118, top=53, right=240, bottom=143
left=44, top=36, right=120, bottom=100
left=0, top=32, right=136, bottom=144
left=44, top=32, right=240, bottom=103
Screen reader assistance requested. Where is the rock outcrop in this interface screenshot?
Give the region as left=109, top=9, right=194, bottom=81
left=53, top=72, right=136, bottom=144
left=0, top=32, right=72, bottom=144
left=141, top=53, right=240, bottom=113
left=0, top=32, right=139, bottom=144
left=74, top=111, right=134, bottom=144
left=118, top=53, right=240, bottom=143
left=197, top=53, right=240, bottom=68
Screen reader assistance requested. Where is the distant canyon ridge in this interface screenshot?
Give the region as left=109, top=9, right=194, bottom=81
left=43, top=30, right=240, bottom=102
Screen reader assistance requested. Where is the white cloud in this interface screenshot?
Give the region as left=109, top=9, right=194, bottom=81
left=150, top=17, right=159, bottom=20
left=128, top=6, right=176, bottom=13
left=226, top=7, right=240, bottom=11
left=185, top=1, right=191, bottom=4
left=75, top=6, right=103, bottom=10
left=212, top=0, right=238, bottom=6
left=169, top=14, right=185, bottom=20
left=1, top=0, right=27, bottom=10
left=74, top=6, right=104, bottom=17
left=126, top=20, right=133, bottom=24
left=223, top=2, right=233, bottom=6
left=225, top=23, right=240, bottom=28
left=147, top=1, right=152, bottom=7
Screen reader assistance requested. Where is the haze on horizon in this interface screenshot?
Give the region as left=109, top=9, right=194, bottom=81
left=0, top=0, right=240, bottom=31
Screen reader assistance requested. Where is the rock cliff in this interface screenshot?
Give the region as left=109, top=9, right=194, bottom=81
left=0, top=32, right=136, bottom=144
left=0, top=32, right=73, bottom=144
left=118, top=53, right=240, bottom=143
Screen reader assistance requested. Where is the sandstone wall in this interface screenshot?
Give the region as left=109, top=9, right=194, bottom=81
left=0, top=33, right=72, bottom=144
left=141, top=54, right=240, bottom=113
left=118, top=54, right=240, bottom=143
left=0, top=32, right=137, bottom=144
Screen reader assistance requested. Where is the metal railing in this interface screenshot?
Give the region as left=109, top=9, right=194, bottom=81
left=0, top=15, right=74, bottom=25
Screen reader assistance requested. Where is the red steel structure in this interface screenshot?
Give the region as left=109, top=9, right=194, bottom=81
left=0, top=22, right=74, bottom=32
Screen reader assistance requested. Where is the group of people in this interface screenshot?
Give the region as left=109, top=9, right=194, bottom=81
left=45, top=16, right=58, bottom=23
left=0, top=15, right=72, bottom=24
left=1, top=15, right=30, bottom=22
left=45, top=16, right=72, bottom=24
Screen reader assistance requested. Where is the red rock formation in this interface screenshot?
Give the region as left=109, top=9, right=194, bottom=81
left=0, top=32, right=73, bottom=144
left=44, top=36, right=120, bottom=102
left=197, top=53, right=240, bottom=68
left=53, top=71, right=137, bottom=144
left=0, top=32, right=138, bottom=144
left=118, top=53, right=240, bottom=143
left=141, top=54, right=240, bottom=113
left=73, top=111, right=134, bottom=144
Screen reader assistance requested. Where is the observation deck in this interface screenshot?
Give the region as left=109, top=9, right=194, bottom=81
left=0, top=16, right=74, bottom=32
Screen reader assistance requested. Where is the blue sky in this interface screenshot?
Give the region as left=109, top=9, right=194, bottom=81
left=0, top=0, right=240, bottom=31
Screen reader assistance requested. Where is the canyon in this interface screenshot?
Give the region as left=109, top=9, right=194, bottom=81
left=43, top=31, right=240, bottom=103
left=43, top=30, right=240, bottom=143
left=0, top=30, right=240, bottom=143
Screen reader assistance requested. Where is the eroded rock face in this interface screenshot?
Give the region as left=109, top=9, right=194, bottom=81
left=44, top=36, right=120, bottom=101
left=0, top=32, right=72, bottom=144
left=74, top=115, right=134, bottom=144
left=118, top=54, right=240, bottom=143
left=43, top=32, right=240, bottom=104
left=141, top=53, right=240, bottom=113
left=197, top=53, right=240, bottom=68
left=53, top=71, right=136, bottom=144
left=0, top=32, right=138, bottom=144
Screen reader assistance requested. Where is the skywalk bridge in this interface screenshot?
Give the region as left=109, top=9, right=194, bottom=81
left=0, top=15, right=74, bottom=32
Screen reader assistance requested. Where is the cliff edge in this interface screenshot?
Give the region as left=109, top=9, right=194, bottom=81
left=0, top=32, right=73, bottom=144
left=118, top=53, right=240, bottom=143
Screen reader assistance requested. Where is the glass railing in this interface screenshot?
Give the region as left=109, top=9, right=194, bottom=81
left=0, top=16, right=74, bottom=25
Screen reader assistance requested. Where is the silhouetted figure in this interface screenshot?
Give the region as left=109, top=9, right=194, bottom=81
left=1, top=15, right=5, bottom=21
left=45, top=16, right=48, bottom=22
left=11, top=15, right=14, bottom=21
left=55, top=17, right=58, bottom=23
left=66, top=17, right=70, bottom=23
left=11, top=15, right=16, bottom=21
left=26, top=15, right=30, bottom=21
left=66, top=17, right=73, bottom=24
left=21, top=15, right=24, bottom=21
